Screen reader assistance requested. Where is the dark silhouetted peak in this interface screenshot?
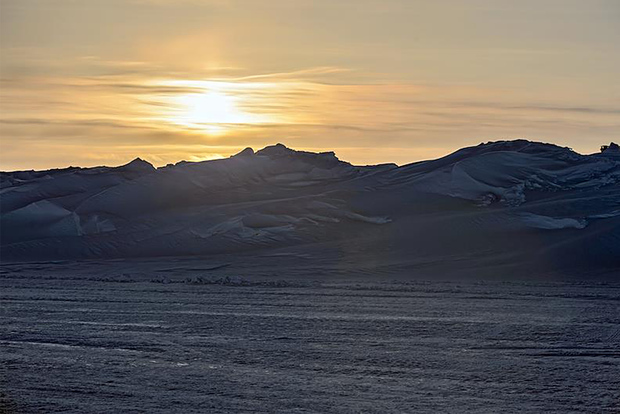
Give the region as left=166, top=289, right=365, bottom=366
left=601, top=142, right=619, bottom=153
left=256, top=144, right=339, bottom=160
left=455, top=139, right=578, bottom=160
left=399, top=139, right=580, bottom=173
left=119, top=157, right=155, bottom=172
left=255, top=143, right=351, bottom=170
left=475, top=139, right=573, bottom=154
left=599, top=142, right=620, bottom=158
left=232, top=147, right=255, bottom=157
left=256, top=143, right=294, bottom=157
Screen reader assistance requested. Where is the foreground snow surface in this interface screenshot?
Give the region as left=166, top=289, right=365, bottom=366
left=1, top=259, right=619, bottom=413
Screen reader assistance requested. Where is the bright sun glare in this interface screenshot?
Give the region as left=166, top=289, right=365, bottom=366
left=156, top=80, right=278, bottom=135
left=184, top=92, right=237, bottom=123
left=172, top=91, right=245, bottom=133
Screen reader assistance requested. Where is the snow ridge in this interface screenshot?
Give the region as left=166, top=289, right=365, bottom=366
left=2, top=141, right=619, bottom=274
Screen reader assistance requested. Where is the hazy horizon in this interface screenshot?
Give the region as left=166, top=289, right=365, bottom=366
left=1, top=0, right=619, bottom=170
left=0, top=138, right=616, bottom=172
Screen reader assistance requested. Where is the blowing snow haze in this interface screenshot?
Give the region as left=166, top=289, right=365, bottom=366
left=2, top=140, right=619, bottom=277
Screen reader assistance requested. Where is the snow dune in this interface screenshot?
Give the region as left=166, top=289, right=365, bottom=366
left=2, top=140, right=619, bottom=276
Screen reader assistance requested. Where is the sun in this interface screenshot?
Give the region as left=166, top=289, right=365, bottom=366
left=181, top=91, right=239, bottom=124
left=171, top=91, right=250, bottom=133
left=150, top=80, right=284, bottom=135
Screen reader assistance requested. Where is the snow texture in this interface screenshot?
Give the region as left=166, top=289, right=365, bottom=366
left=1, top=140, right=620, bottom=412
left=0, top=260, right=619, bottom=413
left=2, top=140, right=619, bottom=275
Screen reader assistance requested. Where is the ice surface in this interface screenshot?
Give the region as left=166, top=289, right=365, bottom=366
left=0, top=260, right=619, bottom=413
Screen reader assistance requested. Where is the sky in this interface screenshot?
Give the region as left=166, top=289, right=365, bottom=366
left=1, top=0, right=619, bottom=170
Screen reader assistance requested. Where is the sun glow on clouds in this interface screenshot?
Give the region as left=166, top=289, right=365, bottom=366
left=152, top=80, right=284, bottom=135
left=2, top=0, right=620, bottom=171
left=2, top=72, right=619, bottom=171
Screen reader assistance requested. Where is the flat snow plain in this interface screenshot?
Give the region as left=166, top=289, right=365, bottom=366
left=1, top=257, right=619, bottom=413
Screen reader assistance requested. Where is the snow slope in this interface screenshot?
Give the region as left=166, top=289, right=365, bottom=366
left=2, top=140, right=619, bottom=276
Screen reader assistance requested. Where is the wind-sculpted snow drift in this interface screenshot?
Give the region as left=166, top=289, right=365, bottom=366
left=2, top=140, right=619, bottom=276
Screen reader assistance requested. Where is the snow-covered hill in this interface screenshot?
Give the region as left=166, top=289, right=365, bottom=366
left=2, top=140, right=619, bottom=276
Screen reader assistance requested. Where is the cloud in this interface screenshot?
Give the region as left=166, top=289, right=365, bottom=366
left=2, top=66, right=619, bottom=170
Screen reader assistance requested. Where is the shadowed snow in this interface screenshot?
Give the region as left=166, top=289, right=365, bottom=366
left=2, top=140, right=619, bottom=275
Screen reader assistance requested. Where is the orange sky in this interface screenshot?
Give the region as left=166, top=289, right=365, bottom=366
left=1, top=0, right=619, bottom=170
